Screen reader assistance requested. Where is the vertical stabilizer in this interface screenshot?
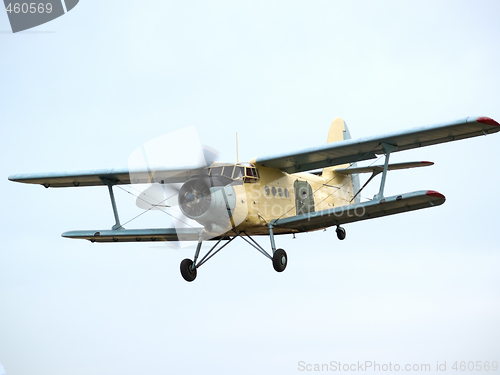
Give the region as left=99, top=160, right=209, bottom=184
left=322, top=118, right=360, bottom=204
left=326, top=117, right=347, bottom=143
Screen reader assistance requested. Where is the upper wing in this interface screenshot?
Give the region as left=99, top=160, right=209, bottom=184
left=8, top=167, right=203, bottom=188
left=255, top=116, right=500, bottom=173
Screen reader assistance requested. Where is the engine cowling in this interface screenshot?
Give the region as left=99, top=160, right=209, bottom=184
left=178, top=176, right=237, bottom=231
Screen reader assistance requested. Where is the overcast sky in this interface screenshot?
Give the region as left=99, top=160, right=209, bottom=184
left=1, top=1, right=500, bottom=374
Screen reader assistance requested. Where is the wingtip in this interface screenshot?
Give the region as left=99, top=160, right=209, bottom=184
left=426, top=190, right=446, bottom=199
left=476, top=116, right=500, bottom=126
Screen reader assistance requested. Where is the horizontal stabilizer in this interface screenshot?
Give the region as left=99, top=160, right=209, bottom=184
left=272, top=190, right=445, bottom=232
left=335, top=161, right=433, bottom=175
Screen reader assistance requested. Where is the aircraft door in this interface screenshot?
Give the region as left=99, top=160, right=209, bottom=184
left=294, top=180, right=315, bottom=215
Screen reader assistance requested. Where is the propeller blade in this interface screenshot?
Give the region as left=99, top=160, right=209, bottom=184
left=135, top=183, right=182, bottom=211
left=202, top=145, right=220, bottom=165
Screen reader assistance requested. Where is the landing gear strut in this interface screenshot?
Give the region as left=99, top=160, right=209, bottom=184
left=336, top=226, right=346, bottom=240
left=179, top=234, right=237, bottom=282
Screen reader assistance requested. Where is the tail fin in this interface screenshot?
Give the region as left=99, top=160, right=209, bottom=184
left=321, top=117, right=351, bottom=177
left=321, top=118, right=361, bottom=203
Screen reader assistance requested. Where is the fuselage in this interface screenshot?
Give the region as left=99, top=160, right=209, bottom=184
left=188, top=161, right=356, bottom=236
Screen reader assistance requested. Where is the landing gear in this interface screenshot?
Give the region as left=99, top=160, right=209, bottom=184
left=273, top=248, right=287, bottom=272
left=336, top=226, right=346, bottom=240
left=180, top=258, right=197, bottom=282
left=179, top=234, right=238, bottom=282
left=178, top=225, right=289, bottom=282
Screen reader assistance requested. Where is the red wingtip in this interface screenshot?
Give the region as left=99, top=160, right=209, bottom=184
left=426, top=190, right=445, bottom=199
left=477, top=117, right=500, bottom=126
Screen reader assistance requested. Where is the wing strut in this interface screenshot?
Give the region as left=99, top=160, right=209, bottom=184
left=374, top=143, right=397, bottom=201
left=99, top=177, right=123, bottom=230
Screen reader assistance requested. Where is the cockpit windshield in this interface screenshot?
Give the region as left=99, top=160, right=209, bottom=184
left=210, top=166, right=223, bottom=176
left=222, top=166, right=234, bottom=178
left=233, top=166, right=244, bottom=178
left=207, top=164, right=259, bottom=183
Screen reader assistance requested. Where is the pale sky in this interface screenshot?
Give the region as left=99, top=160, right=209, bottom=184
left=1, top=1, right=500, bottom=374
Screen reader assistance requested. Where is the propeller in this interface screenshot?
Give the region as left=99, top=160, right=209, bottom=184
left=125, top=126, right=232, bottom=248
left=131, top=132, right=220, bottom=212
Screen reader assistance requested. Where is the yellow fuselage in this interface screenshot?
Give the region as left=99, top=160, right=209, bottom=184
left=233, top=164, right=355, bottom=235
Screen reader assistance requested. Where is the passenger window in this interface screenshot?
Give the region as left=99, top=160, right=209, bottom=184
left=278, top=187, right=283, bottom=197
left=264, top=186, right=270, bottom=196
left=271, top=187, right=277, bottom=196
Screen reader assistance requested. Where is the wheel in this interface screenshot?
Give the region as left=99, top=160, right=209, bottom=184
left=180, top=258, right=197, bottom=282
left=336, top=226, right=346, bottom=240
left=272, top=248, right=287, bottom=272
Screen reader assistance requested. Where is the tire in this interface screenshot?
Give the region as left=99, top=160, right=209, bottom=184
left=180, top=258, right=197, bottom=282
left=336, top=226, right=346, bottom=241
left=272, top=248, right=287, bottom=272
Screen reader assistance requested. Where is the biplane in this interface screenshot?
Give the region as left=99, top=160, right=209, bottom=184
left=9, top=116, right=500, bottom=281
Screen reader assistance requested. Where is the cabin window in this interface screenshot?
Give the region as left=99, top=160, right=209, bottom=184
left=271, top=187, right=277, bottom=196
left=264, top=186, right=270, bottom=196
left=243, top=167, right=259, bottom=183
left=245, top=167, right=258, bottom=178
left=278, top=187, right=283, bottom=197
left=284, top=188, right=290, bottom=198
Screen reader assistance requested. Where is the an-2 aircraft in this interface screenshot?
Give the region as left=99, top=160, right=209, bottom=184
left=9, top=116, right=500, bottom=281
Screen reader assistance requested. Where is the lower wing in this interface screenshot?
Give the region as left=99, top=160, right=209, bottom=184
left=271, top=190, right=446, bottom=232
left=62, top=228, right=222, bottom=243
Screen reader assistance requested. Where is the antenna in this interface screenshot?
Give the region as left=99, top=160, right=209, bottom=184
left=236, top=132, right=239, bottom=162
